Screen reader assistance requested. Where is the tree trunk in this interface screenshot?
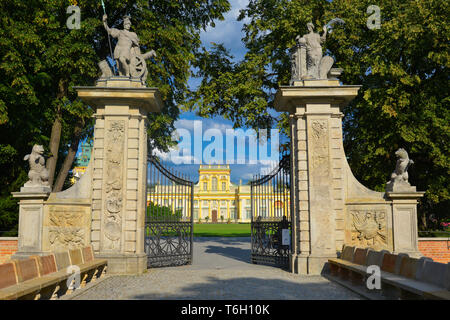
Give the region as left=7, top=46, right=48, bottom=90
left=46, top=79, right=67, bottom=188
left=46, top=114, right=62, bottom=188
left=52, top=121, right=83, bottom=192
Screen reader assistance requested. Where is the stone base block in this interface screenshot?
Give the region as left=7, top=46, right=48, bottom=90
left=291, top=254, right=337, bottom=275
left=96, top=253, right=147, bottom=275
left=307, top=255, right=335, bottom=275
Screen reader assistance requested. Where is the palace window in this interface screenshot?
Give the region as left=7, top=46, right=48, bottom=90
left=201, top=208, right=209, bottom=218
left=222, top=182, right=226, bottom=191
left=203, top=200, right=208, bottom=206
left=203, top=182, right=208, bottom=191
left=212, top=177, right=218, bottom=191
left=220, top=201, right=227, bottom=207
left=194, top=200, right=198, bottom=207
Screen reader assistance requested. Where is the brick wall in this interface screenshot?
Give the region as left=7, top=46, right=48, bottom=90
left=0, top=237, right=18, bottom=264
left=418, top=238, right=450, bottom=263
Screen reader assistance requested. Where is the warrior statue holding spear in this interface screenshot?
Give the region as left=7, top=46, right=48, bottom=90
left=100, top=5, right=156, bottom=82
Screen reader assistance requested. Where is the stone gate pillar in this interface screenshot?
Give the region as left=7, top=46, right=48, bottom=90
left=275, top=79, right=361, bottom=275
left=75, top=77, right=163, bottom=274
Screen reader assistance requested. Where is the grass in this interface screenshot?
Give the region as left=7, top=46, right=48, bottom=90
left=193, top=223, right=251, bottom=237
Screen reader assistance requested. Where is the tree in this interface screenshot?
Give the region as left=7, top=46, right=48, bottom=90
left=188, top=0, right=449, bottom=226
left=0, top=0, right=231, bottom=233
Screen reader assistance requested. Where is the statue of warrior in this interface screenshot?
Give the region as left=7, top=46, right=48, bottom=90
left=103, top=14, right=139, bottom=77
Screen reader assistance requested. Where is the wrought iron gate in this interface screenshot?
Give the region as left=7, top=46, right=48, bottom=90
left=145, top=154, right=194, bottom=267
left=250, top=154, right=291, bottom=268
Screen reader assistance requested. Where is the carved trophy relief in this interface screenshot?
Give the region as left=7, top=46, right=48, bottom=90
left=103, top=120, right=125, bottom=251
left=310, top=120, right=329, bottom=176
left=49, top=208, right=84, bottom=227
left=49, top=227, right=85, bottom=250
left=350, top=210, right=388, bottom=249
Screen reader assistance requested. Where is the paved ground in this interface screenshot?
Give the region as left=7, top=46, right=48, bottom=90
left=65, top=237, right=362, bottom=300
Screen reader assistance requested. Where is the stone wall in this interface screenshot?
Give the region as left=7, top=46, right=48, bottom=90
left=418, top=238, right=450, bottom=263
left=0, top=238, right=18, bottom=264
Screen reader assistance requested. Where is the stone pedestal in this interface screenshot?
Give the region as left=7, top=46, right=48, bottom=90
left=75, top=77, right=163, bottom=274
left=275, top=81, right=361, bottom=275
left=386, top=192, right=425, bottom=257
left=11, top=191, right=50, bottom=259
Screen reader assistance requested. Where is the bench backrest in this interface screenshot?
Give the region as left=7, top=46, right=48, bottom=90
left=54, top=251, right=71, bottom=271
left=0, top=262, right=18, bottom=289
left=381, top=253, right=404, bottom=274
left=69, top=248, right=84, bottom=265
left=417, top=259, right=448, bottom=289
left=399, top=257, right=420, bottom=279
left=394, top=253, right=409, bottom=274
left=446, top=263, right=450, bottom=291
left=13, top=258, right=39, bottom=282
left=353, top=248, right=370, bottom=265
left=341, top=245, right=355, bottom=262
left=366, top=250, right=389, bottom=267
left=82, top=246, right=94, bottom=263
left=35, top=255, right=57, bottom=276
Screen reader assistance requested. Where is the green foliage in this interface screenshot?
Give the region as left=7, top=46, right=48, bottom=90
left=189, top=0, right=449, bottom=224
left=0, top=0, right=231, bottom=232
left=146, top=202, right=182, bottom=221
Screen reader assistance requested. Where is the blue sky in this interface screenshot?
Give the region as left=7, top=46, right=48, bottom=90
left=78, top=0, right=289, bottom=185
left=160, top=0, right=288, bottom=184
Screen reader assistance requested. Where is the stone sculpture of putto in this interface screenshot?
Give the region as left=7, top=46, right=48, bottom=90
left=99, top=14, right=156, bottom=84
left=22, top=145, right=51, bottom=192
left=290, top=22, right=341, bottom=83
left=386, top=148, right=416, bottom=192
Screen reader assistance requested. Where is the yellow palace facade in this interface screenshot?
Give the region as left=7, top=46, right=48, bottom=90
left=147, top=164, right=290, bottom=223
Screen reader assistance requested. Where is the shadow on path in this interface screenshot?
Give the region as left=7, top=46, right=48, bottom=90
left=131, top=276, right=362, bottom=300
left=204, top=245, right=251, bottom=264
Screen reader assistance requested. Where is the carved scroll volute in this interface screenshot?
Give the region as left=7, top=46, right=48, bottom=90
left=103, top=120, right=125, bottom=251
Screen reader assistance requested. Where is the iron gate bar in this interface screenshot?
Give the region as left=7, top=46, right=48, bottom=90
left=250, top=154, right=291, bottom=268
left=146, top=153, right=195, bottom=268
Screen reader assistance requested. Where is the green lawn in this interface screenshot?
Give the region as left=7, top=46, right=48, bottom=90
left=193, top=223, right=251, bottom=237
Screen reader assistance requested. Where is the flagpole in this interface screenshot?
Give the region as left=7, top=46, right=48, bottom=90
left=101, top=0, right=117, bottom=75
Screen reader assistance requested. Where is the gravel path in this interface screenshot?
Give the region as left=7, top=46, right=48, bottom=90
left=65, top=237, right=362, bottom=300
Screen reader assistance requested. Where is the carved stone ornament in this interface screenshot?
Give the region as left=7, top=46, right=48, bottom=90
left=49, top=228, right=85, bottom=249
left=100, top=14, right=157, bottom=84
left=310, top=120, right=329, bottom=175
left=22, top=145, right=51, bottom=192
left=386, top=148, right=416, bottom=192
left=290, top=22, right=342, bottom=83
left=350, top=210, right=387, bottom=248
left=103, top=121, right=125, bottom=250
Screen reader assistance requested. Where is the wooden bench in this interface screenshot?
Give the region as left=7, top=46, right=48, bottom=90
left=0, top=246, right=107, bottom=300
left=327, top=245, right=450, bottom=300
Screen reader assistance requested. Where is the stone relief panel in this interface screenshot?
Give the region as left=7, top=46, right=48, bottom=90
left=43, top=206, right=90, bottom=251
left=349, top=210, right=388, bottom=249
left=103, top=120, right=125, bottom=251
left=310, top=120, right=329, bottom=177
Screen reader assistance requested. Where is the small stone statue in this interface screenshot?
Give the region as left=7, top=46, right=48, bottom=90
left=290, top=22, right=339, bottom=83
left=386, top=148, right=416, bottom=192
left=101, top=14, right=156, bottom=83
left=22, top=145, right=51, bottom=192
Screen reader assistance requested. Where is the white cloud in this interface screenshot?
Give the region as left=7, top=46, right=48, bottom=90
left=200, top=0, right=249, bottom=61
